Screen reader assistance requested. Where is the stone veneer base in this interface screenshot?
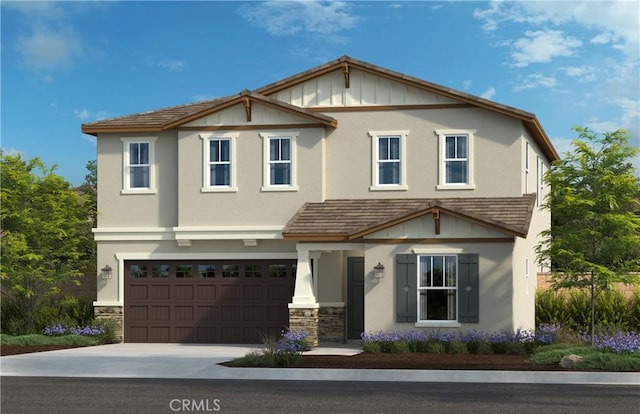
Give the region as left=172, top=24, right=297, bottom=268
left=289, top=308, right=319, bottom=347
left=94, top=306, right=123, bottom=342
left=318, top=306, right=345, bottom=342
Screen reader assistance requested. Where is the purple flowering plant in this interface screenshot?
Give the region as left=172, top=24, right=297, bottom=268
left=42, top=324, right=105, bottom=337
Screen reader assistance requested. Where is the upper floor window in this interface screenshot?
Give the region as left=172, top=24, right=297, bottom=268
left=368, top=130, right=409, bottom=191
left=436, top=129, right=476, bottom=190
left=200, top=133, right=238, bottom=192
left=121, top=137, right=157, bottom=194
left=260, top=132, right=298, bottom=192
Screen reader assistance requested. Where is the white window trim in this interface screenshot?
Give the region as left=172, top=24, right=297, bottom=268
left=121, top=137, right=157, bottom=194
left=416, top=253, right=460, bottom=325
left=537, top=156, right=544, bottom=208
left=435, top=129, right=476, bottom=190
left=260, top=132, right=299, bottom=192
left=200, top=133, right=238, bottom=193
left=524, top=140, right=530, bottom=194
left=368, top=130, right=409, bottom=191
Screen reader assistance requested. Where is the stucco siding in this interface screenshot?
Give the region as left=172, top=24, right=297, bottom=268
left=363, top=242, right=515, bottom=334
left=324, top=108, right=524, bottom=199
left=96, top=132, right=178, bottom=228
left=176, top=128, right=325, bottom=227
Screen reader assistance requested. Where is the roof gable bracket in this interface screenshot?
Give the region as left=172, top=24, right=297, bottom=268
left=243, top=96, right=252, bottom=122
left=342, top=62, right=350, bottom=89
left=433, top=209, right=441, bottom=235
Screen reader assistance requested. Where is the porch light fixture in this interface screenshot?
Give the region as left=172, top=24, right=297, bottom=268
left=373, top=262, right=385, bottom=279
left=101, top=265, right=113, bottom=280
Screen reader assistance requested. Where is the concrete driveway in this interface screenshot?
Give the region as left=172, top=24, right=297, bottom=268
left=1, top=342, right=638, bottom=385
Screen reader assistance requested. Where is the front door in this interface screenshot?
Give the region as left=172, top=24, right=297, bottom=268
left=347, top=257, right=365, bottom=340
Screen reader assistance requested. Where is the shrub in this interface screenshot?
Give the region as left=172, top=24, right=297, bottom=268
left=446, top=341, right=469, bottom=355
left=423, top=341, right=446, bottom=354
left=587, top=331, right=640, bottom=354
left=230, top=329, right=309, bottom=367
left=475, top=341, right=494, bottom=355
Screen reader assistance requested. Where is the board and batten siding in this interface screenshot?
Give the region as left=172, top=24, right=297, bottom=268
left=271, top=69, right=461, bottom=108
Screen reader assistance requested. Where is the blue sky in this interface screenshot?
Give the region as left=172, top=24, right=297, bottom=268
left=2, top=1, right=638, bottom=185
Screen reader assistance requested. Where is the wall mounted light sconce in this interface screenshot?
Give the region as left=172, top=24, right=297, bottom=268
left=374, top=262, right=385, bottom=279
left=101, top=265, right=113, bottom=280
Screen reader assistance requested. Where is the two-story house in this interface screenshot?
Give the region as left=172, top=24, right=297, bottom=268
left=82, top=56, right=558, bottom=345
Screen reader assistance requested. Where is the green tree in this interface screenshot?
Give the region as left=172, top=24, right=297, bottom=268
left=536, top=126, right=640, bottom=343
left=0, top=154, right=92, bottom=334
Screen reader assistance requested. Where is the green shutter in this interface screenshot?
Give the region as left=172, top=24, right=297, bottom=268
left=458, top=253, right=479, bottom=323
left=396, top=254, right=417, bottom=323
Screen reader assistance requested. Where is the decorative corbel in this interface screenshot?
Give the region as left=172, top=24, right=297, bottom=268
left=342, top=62, right=350, bottom=89
left=433, top=210, right=441, bottom=235
left=243, top=97, right=252, bottom=122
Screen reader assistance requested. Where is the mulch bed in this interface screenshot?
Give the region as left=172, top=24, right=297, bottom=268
left=223, top=353, right=568, bottom=371
left=1, top=345, right=86, bottom=356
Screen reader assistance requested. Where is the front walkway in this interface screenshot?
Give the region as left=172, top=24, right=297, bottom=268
left=1, top=342, right=638, bottom=385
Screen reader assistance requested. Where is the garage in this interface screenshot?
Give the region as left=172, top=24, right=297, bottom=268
left=124, top=259, right=296, bottom=343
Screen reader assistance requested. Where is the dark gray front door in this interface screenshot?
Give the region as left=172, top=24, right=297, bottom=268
left=347, top=257, right=365, bottom=340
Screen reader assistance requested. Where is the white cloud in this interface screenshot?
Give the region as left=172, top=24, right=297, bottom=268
left=239, top=1, right=359, bottom=37
left=514, top=74, right=558, bottom=92
left=461, top=80, right=472, bottom=90
left=474, top=1, right=639, bottom=58
left=480, top=87, right=496, bottom=100
left=157, top=59, right=185, bottom=71
left=74, top=109, right=90, bottom=120
left=16, top=27, right=84, bottom=69
left=561, top=65, right=597, bottom=82
left=510, top=30, right=582, bottom=67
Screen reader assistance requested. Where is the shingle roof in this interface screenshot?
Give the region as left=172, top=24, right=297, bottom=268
left=81, top=91, right=337, bottom=135
left=80, top=56, right=559, bottom=162
left=283, top=195, right=536, bottom=241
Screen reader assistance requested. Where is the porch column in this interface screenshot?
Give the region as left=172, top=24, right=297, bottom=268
left=289, top=248, right=320, bottom=346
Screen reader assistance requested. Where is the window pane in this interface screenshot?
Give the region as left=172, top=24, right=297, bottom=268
left=420, top=256, right=431, bottom=287
left=138, top=143, right=149, bottom=164
left=211, top=164, right=230, bottom=186
left=433, top=256, right=444, bottom=286
left=198, top=264, right=215, bottom=278
left=445, top=161, right=467, bottom=184
left=280, top=139, right=290, bottom=161
left=445, top=256, right=457, bottom=287
left=222, top=264, right=239, bottom=278
left=379, top=162, right=400, bottom=184
left=245, top=264, right=262, bottom=278
left=445, top=136, right=457, bottom=159
left=269, top=264, right=287, bottom=278
left=389, top=137, right=400, bottom=160
left=456, top=136, right=467, bottom=158
left=130, top=264, right=147, bottom=278
left=130, top=166, right=150, bottom=188
left=152, top=264, right=169, bottom=278
left=378, top=138, right=389, bottom=160
left=220, top=140, right=230, bottom=162
left=130, top=143, right=140, bottom=165
left=421, top=290, right=456, bottom=320
left=210, top=140, right=219, bottom=162
left=176, top=265, right=193, bottom=278
left=270, top=139, right=279, bottom=161
left=270, top=163, right=290, bottom=185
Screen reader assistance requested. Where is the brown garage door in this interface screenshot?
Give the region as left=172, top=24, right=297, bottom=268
left=124, top=260, right=296, bottom=343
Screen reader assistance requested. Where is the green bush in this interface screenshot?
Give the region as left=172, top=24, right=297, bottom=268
left=582, top=352, right=640, bottom=372
left=536, top=288, right=639, bottom=333
left=529, top=344, right=595, bottom=365
left=0, top=334, right=100, bottom=347
left=362, top=341, right=381, bottom=353
left=446, top=341, right=469, bottom=354
left=422, top=341, right=446, bottom=354
left=536, top=289, right=568, bottom=326
left=504, top=341, right=527, bottom=355
left=475, top=341, right=494, bottom=355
